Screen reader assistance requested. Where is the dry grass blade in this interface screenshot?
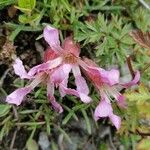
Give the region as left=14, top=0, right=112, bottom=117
left=130, top=30, right=150, bottom=49
left=126, top=56, right=135, bottom=78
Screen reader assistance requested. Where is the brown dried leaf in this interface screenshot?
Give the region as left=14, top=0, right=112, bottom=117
left=8, top=5, right=17, bottom=18
left=130, top=30, right=150, bottom=49
left=0, top=40, right=16, bottom=64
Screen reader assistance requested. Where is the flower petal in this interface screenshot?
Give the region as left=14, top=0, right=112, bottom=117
left=63, top=36, right=80, bottom=56
left=51, top=64, right=72, bottom=84
left=122, top=71, right=140, bottom=88
left=59, top=84, right=92, bottom=103
left=48, top=95, right=63, bottom=113
left=75, top=76, right=89, bottom=94
left=94, top=100, right=121, bottom=129
left=13, top=58, right=32, bottom=79
left=83, top=57, right=98, bottom=67
left=43, top=25, right=62, bottom=51
left=117, top=95, right=127, bottom=108
left=99, top=68, right=120, bottom=86
left=47, top=82, right=63, bottom=113
left=72, top=65, right=89, bottom=94
left=94, top=100, right=113, bottom=120
left=78, top=93, right=92, bottom=103
left=82, top=58, right=120, bottom=86
left=52, top=64, right=72, bottom=97
left=6, top=87, right=32, bottom=106
left=59, top=79, right=68, bottom=97
left=44, top=48, right=59, bottom=62
left=28, top=57, right=63, bottom=76
left=109, top=114, right=121, bottom=129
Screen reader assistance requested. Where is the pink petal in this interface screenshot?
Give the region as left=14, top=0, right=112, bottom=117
left=75, top=76, right=89, bottom=94
left=59, top=84, right=92, bottom=103
left=48, top=95, right=63, bottom=113
left=55, top=64, right=72, bottom=97
left=59, top=79, right=68, bottom=97
left=6, top=87, right=32, bottom=106
left=94, top=100, right=113, bottom=120
left=83, top=57, right=98, bottom=67
left=72, top=65, right=89, bottom=94
left=51, top=64, right=72, bottom=84
left=82, top=58, right=120, bottom=86
left=28, top=57, right=63, bottom=76
left=83, top=65, right=119, bottom=86
left=94, top=100, right=121, bottom=129
left=44, top=48, right=59, bottom=62
left=63, top=36, right=80, bottom=56
left=13, top=58, right=32, bottom=79
left=99, top=69, right=120, bottom=86
left=79, top=93, right=92, bottom=103
left=117, top=95, right=127, bottom=108
left=43, top=25, right=62, bottom=51
left=109, top=114, right=121, bottom=129
left=122, top=71, right=140, bottom=88
left=47, top=81, right=63, bottom=113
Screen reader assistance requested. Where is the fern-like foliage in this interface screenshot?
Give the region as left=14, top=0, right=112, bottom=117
left=74, top=14, right=134, bottom=65
left=125, top=84, right=150, bottom=104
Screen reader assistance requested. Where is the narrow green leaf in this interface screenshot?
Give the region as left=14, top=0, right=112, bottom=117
left=9, top=25, right=24, bottom=41
left=45, top=115, right=51, bottom=135
left=56, top=125, right=72, bottom=144
left=15, top=122, right=45, bottom=126
left=62, top=104, right=86, bottom=125
left=60, top=0, right=70, bottom=12
left=0, top=0, right=16, bottom=10
left=81, top=109, right=91, bottom=134
left=19, top=110, right=39, bottom=114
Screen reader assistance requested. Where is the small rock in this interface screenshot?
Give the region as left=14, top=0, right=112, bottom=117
left=38, top=132, right=50, bottom=150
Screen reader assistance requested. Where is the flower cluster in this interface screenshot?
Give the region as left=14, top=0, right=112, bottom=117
left=6, top=25, right=140, bottom=129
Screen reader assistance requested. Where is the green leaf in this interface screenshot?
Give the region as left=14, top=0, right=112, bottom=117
left=17, top=0, right=36, bottom=13
left=125, top=84, right=150, bottom=103
left=60, top=0, right=71, bottom=12
left=9, top=25, right=24, bottom=41
left=45, top=115, right=51, bottom=135
left=19, top=13, right=40, bottom=25
left=56, top=126, right=72, bottom=144
left=0, top=104, right=11, bottom=117
left=15, top=122, right=45, bottom=126
left=137, top=138, right=150, bottom=150
left=0, top=0, right=16, bottom=10
left=19, top=14, right=29, bottom=24
left=81, top=109, right=91, bottom=134
left=62, top=104, right=86, bottom=125
left=51, top=141, right=58, bottom=150
left=26, top=139, right=38, bottom=150
left=5, top=22, right=42, bottom=32
left=19, top=110, right=39, bottom=114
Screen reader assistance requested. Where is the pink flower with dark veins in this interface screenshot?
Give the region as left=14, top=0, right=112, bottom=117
left=82, top=58, right=140, bottom=129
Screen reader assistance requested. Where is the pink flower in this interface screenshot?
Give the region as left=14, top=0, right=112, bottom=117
left=6, top=25, right=92, bottom=112
left=94, top=100, right=121, bottom=129
left=43, top=25, right=92, bottom=104
left=6, top=87, right=32, bottom=106
left=83, top=58, right=140, bottom=129
left=6, top=58, right=64, bottom=113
